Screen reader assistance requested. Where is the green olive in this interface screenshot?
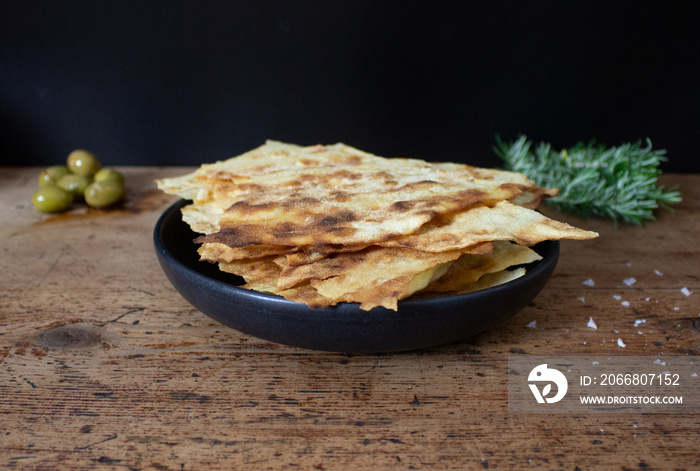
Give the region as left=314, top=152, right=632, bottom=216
left=94, top=168, right=125, bottom=185
left=57, top=174, right=91, bottom=199
left=38, top=165, right=71, bottom=186
left=32, top=185, right=74, bottom=213
left=67, top=149, right=101, bottom=176
left=84, top=180, right=125, bottom=208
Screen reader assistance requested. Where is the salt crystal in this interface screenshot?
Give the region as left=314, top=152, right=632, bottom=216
left=634, top=319, right=646, bottom=327
left=583, top=342, right=587, bottom=345
left=645, top=297, right=651, bottom=301
left=617, top=338, right=627, bottom=348
left=692, top=373, right=697, bottom=377
left=654, top=269, right=663, bottom=276
left=587, top=317, right=597, bottom=329
left=621, top=301, right=630, bottom=307
left=592, top=361, right=599, bottom=365
left=638, top=331, right=643, bottom=335
left=582, top=278, right=595, bottom=287
left=653, top=359, right=666, bottom=366
left=681, top=287, right=693, bottom=296
left=526, top=320, right=537, bottom=328
left=613, top=295, right=622, bottom=300
left=577, top=297, right=585, bottom=303
left=623, top=277, right=637, bottom=286
left=674, top=307, right=680, bottom=311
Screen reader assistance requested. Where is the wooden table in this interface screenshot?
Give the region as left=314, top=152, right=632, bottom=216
left=2, top=167, right=698, bottom=470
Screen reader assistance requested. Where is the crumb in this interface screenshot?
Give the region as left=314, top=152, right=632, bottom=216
left=621, top=301, right=630, bottom=307
left=587, top=317, right=598, bottom=329
left=634, top=319, right=646, bottom=326
left=681, top=287, right=693, bottom=296
left=613, top=294, right=622, bottom=300
left=577, top=297, right=585, bottom=303
left=582, top=278, right=595, bottom=287
left=623, top=277, right=636, bottom=286
left=526, top=320, right=536, bottom=328
left=654, top=269, right=663, bottom=276
left=617, top=338, right=627, bottom=348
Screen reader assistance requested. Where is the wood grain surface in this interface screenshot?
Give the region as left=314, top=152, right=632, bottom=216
left=1, top=168, right=698, bottom=470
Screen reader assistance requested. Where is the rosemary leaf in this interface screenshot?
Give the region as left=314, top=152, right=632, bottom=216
left=494, top=135, right=682, bottom=225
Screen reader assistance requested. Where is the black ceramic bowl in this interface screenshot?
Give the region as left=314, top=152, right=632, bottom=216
left=154, top=200, right=559, bottom=353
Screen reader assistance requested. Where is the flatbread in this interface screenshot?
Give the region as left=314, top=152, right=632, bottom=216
left=157, top=141, right=549, bottom=244
left=157, top=141, right=544, bottom=205
left=156, top=141, right=598, bottom=311
left=413, top=267, right=528, bottom=299
left=378, top=200, right=598, bottom=252
left=190, top=176, right=524, bottom=247
left=419, top=240, right=542, bottom=293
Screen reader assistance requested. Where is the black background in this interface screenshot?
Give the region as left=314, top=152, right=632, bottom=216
left=2, top=1, right=699, bottom=172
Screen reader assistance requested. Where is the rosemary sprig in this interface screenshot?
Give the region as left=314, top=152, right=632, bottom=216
left=494, top=135, right=682, bottom=225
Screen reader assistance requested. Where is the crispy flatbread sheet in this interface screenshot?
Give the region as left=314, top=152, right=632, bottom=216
left=305, top=247, right=465, bottom=311
left=215, top=247, right=459, bottom=311
left=197, top=239, right=373, bottom=266
left=420, top=241, right=541, bottom=293
left=216, top=257, right=281, bottom=286
left=378, top=200, right=598, bottom=252
left=157, top=141, right=546, bottom=205
left=156, top=141, right=554, bottom=241
left=414, top=267, right=527, bottom=299
left=198, top=242, right=295, bottom=263
left=305, top=260, right=455, bottom=312
left=459, top=267, right=527, bottom=293
left=197, top=235, right=494, bottom=268
left=181, top=203, right=229, bottom=235
left=179, top=183, right=553, bottom=237
left=275, top=241, right=492, bottom=288
left=276, top=246, right=462, bottom=292
left=198, top=179, right=523, bottom=247
left=216, top=259, right=336, bottom=309
left=509, top=186, right=559, bottom=209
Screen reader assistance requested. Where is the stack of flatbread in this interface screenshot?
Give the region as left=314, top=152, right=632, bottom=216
left=157, top=141, right=597, bottom=311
